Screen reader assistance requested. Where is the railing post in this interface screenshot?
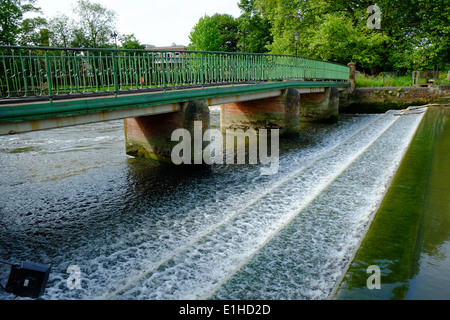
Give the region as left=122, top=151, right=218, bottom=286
left=1, top=54, right=11, bottom=97
left=72, top=54, right=80, bottom=93
left=44, top=50, right=53, bottom=103
left=162, top=52, right=167, bottom=92
left=201, top=52, right=205, bottom=88
left=112, top=51, right=119, bottom=97
left=20, top=53, right=29, bottom=97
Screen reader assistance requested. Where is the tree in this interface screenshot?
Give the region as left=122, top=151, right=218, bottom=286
left=399, top=0, right=450, bottom=71
left=211, top=13, right=239, bottom=52
left=257, top=0, right=450, bottom=72
left=48, top=14, right=74, bottom=47
left=237, top=0, right=272, bottom=53
left=19, top=16, right=49, bottom=46
left=72, top=0, right=117, bottom=48
left=188, top=15, right=223, bottom=51
left=0, top=0, right=41, bottom=45
left=119, top=34, right=145, bottom=50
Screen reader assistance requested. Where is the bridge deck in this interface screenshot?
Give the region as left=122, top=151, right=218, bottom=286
left=0, top=80, right=349, bottom=135
left=0, top=45, right=350, bottom=134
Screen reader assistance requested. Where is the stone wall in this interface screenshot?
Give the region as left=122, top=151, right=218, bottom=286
left=340, top=85, right=450, bottom=113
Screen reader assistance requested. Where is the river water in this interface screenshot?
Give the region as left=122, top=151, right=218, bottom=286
left=0, top=107, right=425, bottom=300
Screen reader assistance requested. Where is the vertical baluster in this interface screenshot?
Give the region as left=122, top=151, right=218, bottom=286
left=181, top=52, right=186, bottom=85
left=91, top=51, right=99, bottom=92
left=126, top=53, right=131, bottom=90
left=112, top=51, right=119, bottom=97
left=2, top=54, right=11, bottom=97
left=20, top=52, right=28, bottom=97
left=100, top=52, right=108, bottom=92
left=107, top=52, right=113, bottom=91
left=174, top=52, right=179, bottom=86
left=146, top=52, right=151, bottom=88
left=11, top=50, right=20, bottom=96
left=120, top=54, right=126, bottom=91
left=85, top=51, right=91, bottom=92
left=73, top=54, right=80, bottom=93
left=133, top=52, right=138, bottom=89
left=162, top=52, right=166, bottom=91
left=27, top=51, right=35, bottom=96
left=44, top=50, right=53, bottom=102
left=54, top=53, right=60, bottom=94
left=61, top=51, right=68, bottom=94
left=67, top=52, right=73, bottom=94
left=138, top=52, right=143, bottom=89
left=200, top=52, right=204, bottom=88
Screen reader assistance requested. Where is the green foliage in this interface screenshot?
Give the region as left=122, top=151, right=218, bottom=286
left=355, top=73, right=413, bottom=88
left=0, top=0, right=125, bottom=48
left=188, top=1, right=273, bottom=53
left=257, top=0, right=450, bottom=72
left=188, top=15, right=223, bottom=51
left=236, top=0, right=272, bottom=53
left=72, top=0, right=117, bottom=48
left=0, top=0, right=41, bottom=45
left=211, top=13, right=240, bottom=52
left=19, top=16, right=49, bottom=46
left=47, top=14, right=74, bottom=47
left=119, top=34, right=145, bottom=50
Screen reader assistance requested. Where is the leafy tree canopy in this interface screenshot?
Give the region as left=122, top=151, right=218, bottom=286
left=257, top=0, right=450, bottom=72
left=237, top=0, right=272, bottom=53
left=72, top=0, right=117, bottom=48
left=119, top=33, right=145, bottom=50
left=188, top=15, right=223, bottom=51
left=0, top=0, right=41, bottom=45
left=188, top=0, right=272, bottom=53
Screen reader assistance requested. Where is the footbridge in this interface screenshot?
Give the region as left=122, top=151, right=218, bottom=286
left=0, top=45, right=351, bottom=161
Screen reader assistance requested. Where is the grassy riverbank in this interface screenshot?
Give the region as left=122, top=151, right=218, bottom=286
left=334, top=106, right=450, bottom=300
left=356, top=71, right=450, bottom=88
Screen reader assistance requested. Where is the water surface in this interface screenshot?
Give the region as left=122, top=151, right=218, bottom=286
left=0, top=108, right=425, bottom=300
left=335, top=107, right=450, bottom=300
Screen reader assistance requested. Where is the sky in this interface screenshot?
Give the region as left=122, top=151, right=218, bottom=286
left=30, top=0, right=242, bottom=47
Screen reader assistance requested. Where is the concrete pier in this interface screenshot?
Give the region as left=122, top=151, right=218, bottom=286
left=299, top=87, right=340, bottom=123
left=124, top=85, right=345, bottom=162
left=219, top=88, right=300, bottom=137
left=220, top=87, right=340, bottom=135
left=124, top=100, right=210, bottom=162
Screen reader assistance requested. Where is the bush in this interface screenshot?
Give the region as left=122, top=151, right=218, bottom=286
left=355, top=72, right=412, bottom=88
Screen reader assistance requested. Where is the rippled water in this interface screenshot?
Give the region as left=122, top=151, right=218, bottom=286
left=0, top=107, right=424, bottom=300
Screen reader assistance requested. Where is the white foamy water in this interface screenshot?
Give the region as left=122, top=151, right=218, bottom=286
left=0, top=109, right=424, bottom=300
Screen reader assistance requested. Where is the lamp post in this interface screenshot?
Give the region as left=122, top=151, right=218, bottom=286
left=111, top=31, right=118, bottom=49
left=294, top=32, right=299, bottom=56
left=238, top=28, right=249, bottom=52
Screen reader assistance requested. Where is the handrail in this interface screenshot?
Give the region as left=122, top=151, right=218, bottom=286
left=0, top=45, right=350, bottom=101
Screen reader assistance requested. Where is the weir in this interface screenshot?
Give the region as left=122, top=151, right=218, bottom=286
left=0, top=102, right=426, bottom=300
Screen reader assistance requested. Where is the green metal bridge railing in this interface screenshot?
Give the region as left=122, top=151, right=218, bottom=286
left=0, top=45, right=350, bottom=102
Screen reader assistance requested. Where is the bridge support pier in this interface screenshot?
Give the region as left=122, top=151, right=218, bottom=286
left=299, top=87, right=340, bottom=123
left=220, top=88, right=300, bottom=137
left=124, top=100, right=210, bottom=162
left=220, top=87, right=340, bottom=134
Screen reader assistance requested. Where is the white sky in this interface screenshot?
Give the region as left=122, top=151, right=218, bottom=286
left=30, top=0, right=242, bottom=47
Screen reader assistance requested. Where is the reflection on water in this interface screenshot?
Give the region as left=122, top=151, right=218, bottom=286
left=0, top=107, right=432, bottom=300
left=406, top=107, right=450, bottom=300
left=335, top=107, right=450, bottom=300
